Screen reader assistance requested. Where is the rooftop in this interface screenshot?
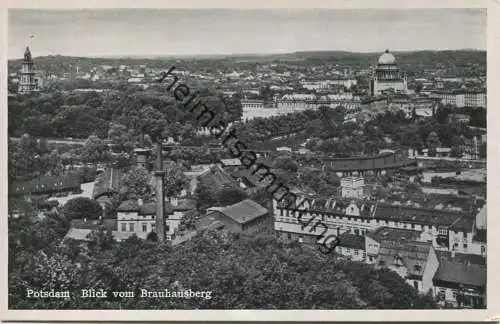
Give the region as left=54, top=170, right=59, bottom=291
left=378, top=240, right=432, bottom=277
left=433, top=261, right=486, bottom=288
left=210, top=199, right=268, bottom=224
left=368, top=226, right=422, bottom=243
left=337, top=233, right=365, bottom=250
left=62, top=228, right=93, bottom=242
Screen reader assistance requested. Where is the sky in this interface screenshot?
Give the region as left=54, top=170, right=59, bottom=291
left=8, top=8, right=487, bottom=59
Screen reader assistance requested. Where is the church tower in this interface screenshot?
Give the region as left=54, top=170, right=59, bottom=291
left=18, top=46, right=39, bottom=94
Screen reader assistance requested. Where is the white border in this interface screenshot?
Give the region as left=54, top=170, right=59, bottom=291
left=1, top=0, right=499, bottom=321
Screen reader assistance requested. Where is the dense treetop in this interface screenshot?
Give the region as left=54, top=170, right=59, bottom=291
left=9, top=214, right=437, bottom=309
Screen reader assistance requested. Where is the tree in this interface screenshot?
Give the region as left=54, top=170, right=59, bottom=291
left=195, top=182, right=217, bottom=212
left=426, top=131, right=441, bottom=157
left=435, top=105, right=452, bottom=124
left=120, top=166, right=154, bottom=200
left=15, top=133, right=39, bottom=177
left=80, top=135, right=110, bottom=166
left=415, top=83, right=423, bottom=94
left=470, top=107, right=486, bottom=128
left=163, top=161, right=189, bottom=199
left=108, top=122, right=135, bottom=154
left=216, top=186, right=248, bottom=207
left=450, top=145, right=463, bottom=158
left=62, top=197, right=102, bottom=221
left=272, top=156, right=299, bottom=174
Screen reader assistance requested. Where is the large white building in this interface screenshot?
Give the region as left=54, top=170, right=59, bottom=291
left=369, top=49, right=408, bottom=96
left=273, top=196, right=486, bottom=257
left=432, top=91, right=486, bottom=108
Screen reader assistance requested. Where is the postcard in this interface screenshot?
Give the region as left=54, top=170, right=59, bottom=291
left=1, top=0, right=498, bottom=322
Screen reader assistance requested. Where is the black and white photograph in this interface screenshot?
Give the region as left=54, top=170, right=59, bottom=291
left=4, top=2, right=493, bottom=315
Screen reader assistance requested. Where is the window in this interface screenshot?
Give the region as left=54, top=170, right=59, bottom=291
left=347, top=248, right=352, bottom=254
left=129, top=223, right=135, bottom=232
left=152, top=223, right=156, bottom=231
left=121, top=223, right=127, bottom=232
left=378, top=260, right=386, bottom=266
left=481, top=245, right=486, bottom=254
left=452, top=291, right=458, bottom=299
left=463, top=243, right=468, bottom=251
left=287, top=232, right=292, bottom=240
left=413, top=281, right=419, bottom=290
left=354, top=249, right=359, bottom=255
left=142, top=223, right=147, bottom=232
left=414, top=265, right=422, bottom=272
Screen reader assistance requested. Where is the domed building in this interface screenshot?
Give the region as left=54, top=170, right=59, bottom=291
left=369, top=49, right=407, bottom=96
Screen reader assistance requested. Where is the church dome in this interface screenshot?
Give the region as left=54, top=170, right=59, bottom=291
left=378, top=49, right=396, bottom=65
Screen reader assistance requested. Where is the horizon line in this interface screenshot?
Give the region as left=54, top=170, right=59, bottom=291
left=7, top=48, right=486, bottom=61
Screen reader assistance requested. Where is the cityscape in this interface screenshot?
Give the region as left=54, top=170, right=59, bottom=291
left=7, top=8, right=487, bottom=309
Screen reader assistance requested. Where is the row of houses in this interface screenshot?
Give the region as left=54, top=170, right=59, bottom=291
left=331, top=226, right=485, bottom=308
left=273, top=196, right=486, bottom=257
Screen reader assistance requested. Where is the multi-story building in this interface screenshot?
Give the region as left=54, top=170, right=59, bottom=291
left=198, top=199, right=272, bottom=235
left=115, top=197, right=196, bottom=241
left=369, top=50, right=408, bottom=96
left=340, top=176, right=365, bottom=199
left=301, top=79, right=358, bottom=91
left=433, top=251, right=486, bottom=308
left=367, top=229, right=440, bottom=294
left=273, top=196, right=483, bottom=256
left=341, top=225, right=486, bottom=307
left=432, top=90, right=486, bottom=108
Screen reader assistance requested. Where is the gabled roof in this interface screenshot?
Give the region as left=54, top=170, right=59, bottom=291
left=210, top=199, right=268, bottom=224
left=337, top=233, right=365, bottom=250
left=378, top=241, right=432, bottom=277
left=433, top=261, right=486, bottom=288
left=117, top=200, right=165, bottom=215
left=220, top=158, right=242, bottom=167
left=198, top=165, right=237, bottom=189
left=117, top=199, right=139, bottom=212
left=373, top=204, right=471, bottom=228
left=169, top=198, right=196, bottom=211
left=63, top=228, right=93, bottom=242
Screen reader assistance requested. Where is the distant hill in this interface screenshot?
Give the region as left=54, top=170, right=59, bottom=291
left=8, top=50, right=486, bottom=76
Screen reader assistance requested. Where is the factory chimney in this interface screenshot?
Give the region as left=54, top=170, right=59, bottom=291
left=154, top=141, right=166, bottom=242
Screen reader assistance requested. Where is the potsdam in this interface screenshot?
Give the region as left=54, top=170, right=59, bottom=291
left=26, top=289, right=71, bottom=299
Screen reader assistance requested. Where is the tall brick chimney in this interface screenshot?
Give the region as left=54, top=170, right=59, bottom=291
left=154, top=142, right=166, bottom=242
